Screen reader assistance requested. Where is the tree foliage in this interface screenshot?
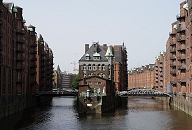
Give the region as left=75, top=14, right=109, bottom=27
left=72, top=74, right=79, bottom=89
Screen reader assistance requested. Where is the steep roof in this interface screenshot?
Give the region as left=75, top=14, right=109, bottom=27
left=105, top=46, right=113, bottom=57
left=79, top=43, right=108, bottom=61
left=113, top=46, right=122, bottom=63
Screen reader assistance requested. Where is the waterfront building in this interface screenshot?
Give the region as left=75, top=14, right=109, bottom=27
left=0, top=1, right=54, bottom=118
left=128, top=64, right=155, bottom=90
left=79, top=42, right=128, bottom=95
left=61, top=71, right=76, bottom=90
left=36, top=34, right=54, bottom=92
left=154, top=51, right=166, bottom=92
left=78, top=42, right=127, bottom=113
left=166, top=1, right=191, bottom=97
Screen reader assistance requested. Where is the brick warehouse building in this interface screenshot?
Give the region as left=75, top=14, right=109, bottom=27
left=166, top=1, right=192, bottom=97
left=154, top=0, right=192, bottom=115
left=0, top=1, right=54, bottom=118
left=128, top=0, right=192, bottom=116
left=128, top=64, right=155, bottom=90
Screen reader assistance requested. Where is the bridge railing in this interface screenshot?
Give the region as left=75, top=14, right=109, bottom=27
left=117, top=89, right=172, bottom=97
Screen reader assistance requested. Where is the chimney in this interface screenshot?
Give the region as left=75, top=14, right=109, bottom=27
left=85, top=44, right=89, bottom=53
left=103, top=44, right=107, bottom=51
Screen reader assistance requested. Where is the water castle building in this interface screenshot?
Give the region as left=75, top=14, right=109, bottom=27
left=78, top=42, right=128, bottom=113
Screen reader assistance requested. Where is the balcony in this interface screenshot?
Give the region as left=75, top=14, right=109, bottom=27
left=31, top=44, right=37, bottom=47
left=178, top=65, right=186, bottom=70
left=17, top=48, right=25, bottom=52
left=159, top=64, right=163, bottom=68
left=170, top=71, right=176, bottom=75
left=170, top=42, right=176, bottom=46
left=0, top=18, right=2, bottom=25
left=0, top=42, right=2, bottom=50
left=31, top=70, right=37, bottom=75
left=170, top=56, right=176, bottom=60
left=16, top=57, right=25, bottom=62
left=170, top=81, right=177, bottom=85
left=30, top=64, right=37, bottom=68
left=170, top=48, right=176, bottom=53
left=177, top=25, right=186, bottom=33
left=16, top=39, right=25, bottom=44
left=31, top=80, right=36, bottom=84
left=177, top=55, right=186, bottom=61
left=0, top=32, right=3, bottom=38
left=169, top=31, right=176, bottom=36
left=16, top=29, right=25, bottom=35
left=31, top=81, right=36, bottom=85
left=178, top=79, right=186, bottom=83
left=177, top=45, right=186, bottom=51
left=176, top=14, right=185, bottom=20
left=16, top=79, right=23, bottom=84
left=30, top=57, right=37, bottom=61
left=0, top=55, right=2, bottom=63
left=177, top=37, right=186, bottom=42
left=159, top=73, right=163, bottom=77
left=30, top=50, right=37, bottom=54
left=170, top=63, right=176, bottom=68
left=16, top=66, right=25, bottom=70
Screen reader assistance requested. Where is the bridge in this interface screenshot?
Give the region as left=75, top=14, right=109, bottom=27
left=37, top=90, right=78, bottom=97
left=117, top=89, right=172, bottom=97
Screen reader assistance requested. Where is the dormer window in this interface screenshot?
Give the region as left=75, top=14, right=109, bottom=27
left=85, top=54, right=90, bottom=60
left=93, top=52, right=100, bottom=60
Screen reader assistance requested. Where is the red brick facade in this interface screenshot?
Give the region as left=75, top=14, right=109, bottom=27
left=128, top=64, right=155, bottom=90
left=0, top=2, right=54, bottom=107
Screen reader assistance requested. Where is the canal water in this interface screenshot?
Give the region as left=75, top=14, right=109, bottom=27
left=1, top=96, right=192, bottom=130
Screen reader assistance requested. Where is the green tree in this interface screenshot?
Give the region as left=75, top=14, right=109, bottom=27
left=71, top=74, right=79, bottom=89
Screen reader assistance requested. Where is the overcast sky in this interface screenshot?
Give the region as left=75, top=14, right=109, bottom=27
left=6, top=0, right=183, bottom=73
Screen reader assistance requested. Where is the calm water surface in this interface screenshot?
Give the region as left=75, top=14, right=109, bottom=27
left=1, top=96, right=192, bottom=130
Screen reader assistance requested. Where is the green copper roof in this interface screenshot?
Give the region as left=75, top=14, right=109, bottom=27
left=93, top=52, right=100, bottom=57
left=173, top=24, right=177, bottom=29
left=105, top=46, right=113, bottom=57
left=183, top=3, right=188, bottom=11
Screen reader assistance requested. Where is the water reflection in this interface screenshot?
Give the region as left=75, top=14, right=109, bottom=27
left=1, top=96, right=192, bottom=130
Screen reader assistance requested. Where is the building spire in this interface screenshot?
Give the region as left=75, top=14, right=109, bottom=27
left=105, top=46, right=113, bottom=57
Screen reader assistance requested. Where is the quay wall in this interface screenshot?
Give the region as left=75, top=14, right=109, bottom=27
left=172, top=95, right=192, bottom=116
left=0, top=95, right=52, bottom=118
left=156, top=95, right=192, bottom=116
left=78, top=95, right=126, bottom=114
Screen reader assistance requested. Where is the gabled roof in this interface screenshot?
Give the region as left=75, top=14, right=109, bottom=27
left=79, top=43, right=108, bottom=61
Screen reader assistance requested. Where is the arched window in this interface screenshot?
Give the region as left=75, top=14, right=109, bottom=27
left=102, top=64, right=105, bottom=70
left=88, top=64, right=92, bottom=70
left=108, top=64, right=111, bottom=69
left=93, top=64, right=96, bottom=71
left=83, top=64, right=86, bottom=70
left=98, top=64, right=101, bottom=70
